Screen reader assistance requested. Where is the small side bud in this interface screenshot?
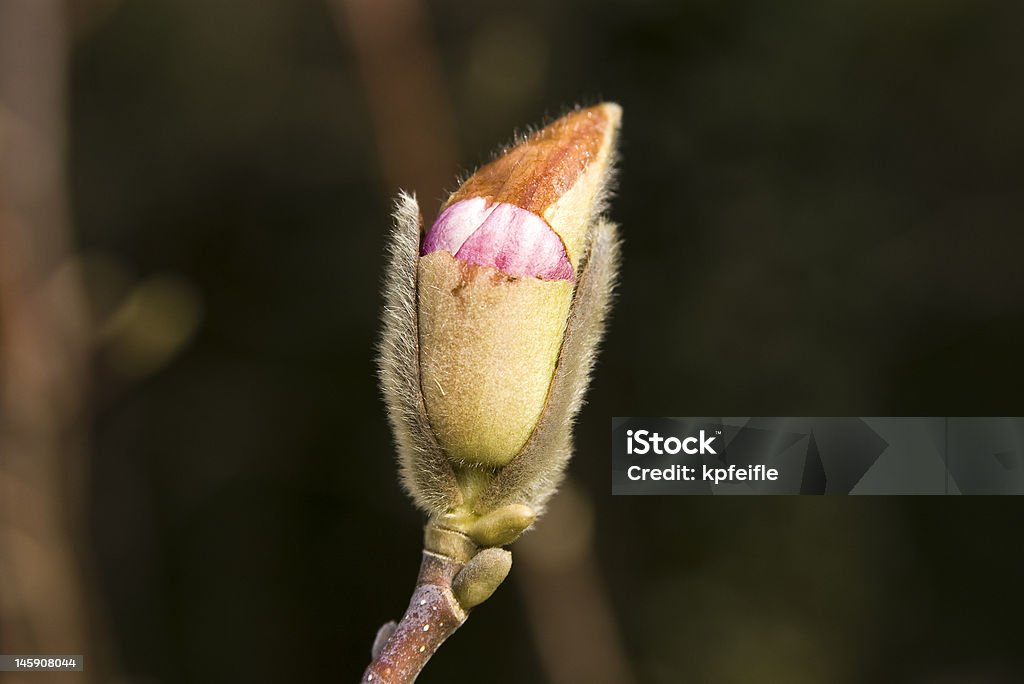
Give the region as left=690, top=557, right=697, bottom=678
left=452, top=548, right=513, bottom=610
left=371, top=621, right=397, bottom=659
left=469, top=504, right=536, bottom=547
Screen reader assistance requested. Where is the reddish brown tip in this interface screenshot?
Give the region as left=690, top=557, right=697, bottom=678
left=444, top=103, right=621, bottom=217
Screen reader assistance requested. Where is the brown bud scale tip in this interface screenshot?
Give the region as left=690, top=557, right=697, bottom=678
left=444, top=104, right=616, bottom=218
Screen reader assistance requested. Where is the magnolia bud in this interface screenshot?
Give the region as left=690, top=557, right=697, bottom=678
left=379, top=104, right=622, bottom=516
left=420, top=104, right=620, bottom=468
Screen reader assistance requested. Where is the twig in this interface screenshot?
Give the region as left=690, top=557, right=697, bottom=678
left=360, top=523, right=476, bottom=684
left=361, top=552, right=467, bottom=683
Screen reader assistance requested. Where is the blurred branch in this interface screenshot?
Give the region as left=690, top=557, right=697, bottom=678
left=0, top=0, right=109, bottom=679
left=515, top=481, right=637, bottom=684
left=66, top=0, right=124, bottom=39
left=327, top=0, right=458, bottom=215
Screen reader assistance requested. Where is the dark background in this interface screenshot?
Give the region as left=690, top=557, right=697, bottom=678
left=5, top=0, right=1024, bottom=681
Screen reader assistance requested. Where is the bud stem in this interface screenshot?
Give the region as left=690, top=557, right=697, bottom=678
left=359, top=545, right=467, bottom=684
left=360, top=519, right=508, bottom=683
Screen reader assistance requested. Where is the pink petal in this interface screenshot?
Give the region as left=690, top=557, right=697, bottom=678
left=421, top=197, right=495, bottom=256
left=422, top=199, right=574, bottom=281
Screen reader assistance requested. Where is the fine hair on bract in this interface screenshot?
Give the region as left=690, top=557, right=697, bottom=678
left=378, top=192, right=463, bottom=513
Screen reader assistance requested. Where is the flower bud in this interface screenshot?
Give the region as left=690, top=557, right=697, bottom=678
left=418, top=103, right=621, bottom=468
left=379, top=104, right=622, bottom=515
left=452, top=548, right=513, bottom=610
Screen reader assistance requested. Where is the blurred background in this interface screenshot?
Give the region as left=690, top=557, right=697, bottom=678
left=1, top=0, right=1023, bottom=682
